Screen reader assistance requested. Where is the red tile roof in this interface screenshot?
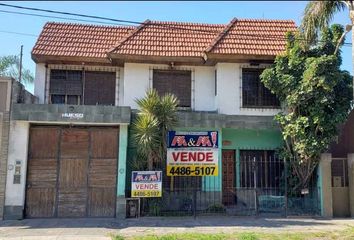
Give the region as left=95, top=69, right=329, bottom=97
left=109, top=20, right=225, bottom=57
left=32, top=22, right=134, bottom=59
left=32, top=18, right=297, bottom=62
left=208, top=19, right=297, bottom=55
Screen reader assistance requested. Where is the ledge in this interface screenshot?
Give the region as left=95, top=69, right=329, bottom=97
left=130, top=110, right=278, bottom=129
left=176, top=111, right=278, bottom=129
left=11, top=104, right=131, bottom=124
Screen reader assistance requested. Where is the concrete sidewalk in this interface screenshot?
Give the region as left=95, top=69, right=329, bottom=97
left=0, top=216, right=354, bottom=240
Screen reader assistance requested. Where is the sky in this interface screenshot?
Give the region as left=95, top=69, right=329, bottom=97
left=0, top=1, right=352, bottom=93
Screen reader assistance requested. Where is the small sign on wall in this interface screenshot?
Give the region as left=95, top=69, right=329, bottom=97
left=13, top=160, right=21, bottom=184
left=61, top=113, right=84, bottom=120
left=131, top=171, right=162, bottom=198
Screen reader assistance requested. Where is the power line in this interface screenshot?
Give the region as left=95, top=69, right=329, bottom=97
left=0, top=29, right=38, bottom=37
left=0, top=3, right=352, bottom=46
left=0, top=3, right=143, bottom=25
left=0, top=9, right=135, bottom=27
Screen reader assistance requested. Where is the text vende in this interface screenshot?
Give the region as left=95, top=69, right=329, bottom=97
left=172, top=151, right=214, bottom=162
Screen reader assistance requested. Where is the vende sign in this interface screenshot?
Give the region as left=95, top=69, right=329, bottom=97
left=167, top=131, right=218, bottom=176
left=131, top=171, right=162, bottom=198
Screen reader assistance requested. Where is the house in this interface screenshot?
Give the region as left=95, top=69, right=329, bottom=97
left=3, top=17, right=342, bottom=219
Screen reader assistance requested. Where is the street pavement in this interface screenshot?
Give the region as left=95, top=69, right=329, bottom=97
left=0, top=216, right=354, bottom=240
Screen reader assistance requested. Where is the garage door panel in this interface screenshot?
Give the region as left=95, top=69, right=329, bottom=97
left=89, top=158, right=117, bottom=188
left=60, top=129, right=89, bottom=159
left=91, top=129, right=119, bottom=158
left=29, top=128, right=59, bottom=159
left=26, top=188, right=56, bottom=218
left=88, top=187, right=116, bottom=217
left=27, top=158, right=57, bottom=188
left=59, top=158, right=87, bottom=188
left=58, top=188, right=87, bottom=217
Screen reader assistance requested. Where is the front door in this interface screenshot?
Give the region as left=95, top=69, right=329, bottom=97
left=222, top=150, right=235, bottom=205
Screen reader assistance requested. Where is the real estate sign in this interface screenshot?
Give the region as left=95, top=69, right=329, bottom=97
left=167, top=131, right=218, bottom=176
left=131, top=171, right=162, bottom=198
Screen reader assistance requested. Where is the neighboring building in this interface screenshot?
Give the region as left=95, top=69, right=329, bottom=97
left=0, top=77, right=36, bottom=219
left=327, top=110, right=354, bottom=218
left=6, top=17, right=342, bottom=219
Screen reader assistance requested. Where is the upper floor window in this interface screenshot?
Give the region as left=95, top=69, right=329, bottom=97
left=242, top=68, right=279, bottom=108
left=49, top=69, right=116, bottom=106
left=153, top=69, right=191, bottom=108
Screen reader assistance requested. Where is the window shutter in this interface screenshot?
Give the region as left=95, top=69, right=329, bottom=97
left=65, top=71, right=83, bottom=96
left=49, top=70, right=66, bottom=95
left=84, top=71, right=115, bottom=105
left=153, top=70, right=191, bottom=107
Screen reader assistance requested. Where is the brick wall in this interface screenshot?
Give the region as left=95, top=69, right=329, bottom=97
left=0, top=112, right=10, bottom=219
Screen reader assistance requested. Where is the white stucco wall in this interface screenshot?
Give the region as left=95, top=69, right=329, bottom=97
left=123, top=63, right=151, bottom=109
left=194, top=66, right=216, bottom=111
left=34, top=63, right=46, bottom=104
left=5, top=121, right=30, bottom=207
left=216, top=63, right=280, bottom=116
left=216, top=63, right=238, bottom=115
left=119, top=67, right=125, bottom=106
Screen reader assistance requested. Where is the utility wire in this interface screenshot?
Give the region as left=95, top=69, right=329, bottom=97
left=0, top=29, right=38, bottom=37
left=0, top=9, right=135, bottom=27
left=0, top=3, right=352, bottom=46
left=0, top=3, right=143, bottom=25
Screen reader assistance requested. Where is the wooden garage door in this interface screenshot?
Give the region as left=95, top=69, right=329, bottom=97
left=25, top=126, right=118, bottom=218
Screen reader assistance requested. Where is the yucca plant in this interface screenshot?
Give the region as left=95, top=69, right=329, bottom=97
left=132, top=89, right=179, bottom=170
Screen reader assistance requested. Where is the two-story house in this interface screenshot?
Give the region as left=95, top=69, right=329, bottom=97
left=4, top=18, right=300, bottom=219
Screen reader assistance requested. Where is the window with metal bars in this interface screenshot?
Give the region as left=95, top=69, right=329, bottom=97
left=331, top=158, right=349, bottom=187
left=49, top=69, right=115, bottom=105
left=153, top=69, right=192, bottom=108
left=239, top=150, right=283, bottom=189
left=242, top=68, right=280, bottom=108
left=50, top=70, right=82, bottom=105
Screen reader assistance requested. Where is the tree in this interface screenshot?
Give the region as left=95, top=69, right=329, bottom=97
left=132, top=89, right=179, bottom=170
left=260, top=25, right=353, bottom=192
left=301, top=1, right=354, bottom=73
left=0, top=55, right=34, bottom=83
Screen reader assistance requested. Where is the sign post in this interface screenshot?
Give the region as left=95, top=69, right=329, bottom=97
left=166, top=131, right=219, bottom=177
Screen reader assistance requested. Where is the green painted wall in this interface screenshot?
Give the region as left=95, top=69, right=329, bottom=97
left=117, top=125, right=128, bottom=196
left=204, top=128, right=283, bottom=191
left=222, top=128, right=283, bottom=150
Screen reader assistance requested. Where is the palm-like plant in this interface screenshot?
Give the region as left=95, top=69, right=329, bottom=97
left=132, top=89, right=179, bottom=170
left=0, top=55, right=34, bottom=84
left=301, top=1, right=354, bottom=69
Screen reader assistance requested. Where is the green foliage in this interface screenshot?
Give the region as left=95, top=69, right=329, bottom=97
left=260, top=25, right=353, bottom=191
left=0, top=55, right=34, bottom=83
left=132, top=89, right=179, bottom=170
left=111, top=235, right=125, bottom=240
left=205, top=203, right=226, bottom=213
left=300, top=1, right=347, bottom=45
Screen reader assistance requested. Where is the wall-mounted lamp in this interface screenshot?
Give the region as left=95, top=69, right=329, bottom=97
left=249, top=60, right=260, bottom=66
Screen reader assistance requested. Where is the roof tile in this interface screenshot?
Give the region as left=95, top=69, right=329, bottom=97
left=32, top=18, right=297, bottom=60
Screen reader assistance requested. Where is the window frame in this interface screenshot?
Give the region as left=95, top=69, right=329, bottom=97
left=151, top=67, right=194, bottom=110
left=47, top=66, right=119, bottom=106
left=241, top=66, right=280, bottom=109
